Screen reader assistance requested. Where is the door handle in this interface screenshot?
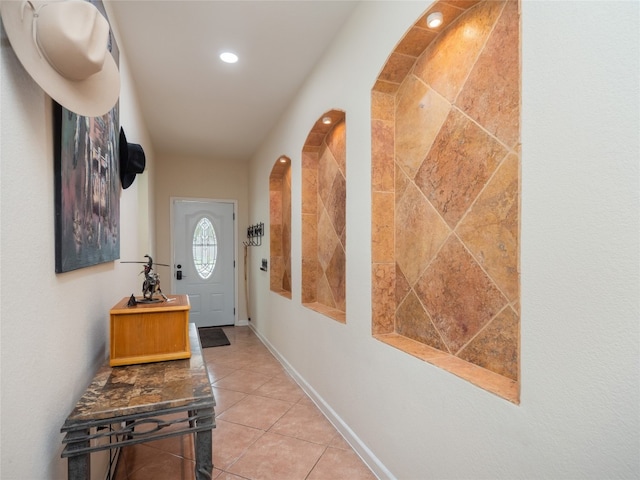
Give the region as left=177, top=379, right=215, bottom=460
left=176, top=264, right=185, bottom=280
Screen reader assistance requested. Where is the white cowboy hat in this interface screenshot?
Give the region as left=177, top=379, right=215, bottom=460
left=0, top=0, right=120, bottom=117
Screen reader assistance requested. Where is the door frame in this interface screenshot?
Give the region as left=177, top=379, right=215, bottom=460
left=169, top=196, right=238, bottom=326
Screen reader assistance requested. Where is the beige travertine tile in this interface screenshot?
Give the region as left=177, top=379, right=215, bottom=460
left=301, top=258, right=318, bottom=304
left=414, top=0, right=505, bottom=102
left=371, top=192, right=394, bottom=263
left=371, top=118, right=394, bottom=193
left=395, top=76, right=451, bottom=179
left=457, top=153, right=520, bottom=301
left=271, top=402, right=337, bottom=445
left=371, top=263, right=395, bottom=335
left=227, top=432, right=325, bottom=480
left=317, top=209, right=339, bottom=271
left=458, top=306, right=519, bottom=380
left=372, top=79, right=401, bottom=94
left=327, top=172, right=346, bottom=238
left=211, top=419, right=264, bottom=471
left=307, top=447, right=378, bottom=480
left=327, top=120, right=346, bottom=178
left=317, top=146, right=338, bottom=207
left=456, top=0, right=520, bottom=149
left=126, top=446, right=196, bottom=480
left=371, top=91, right=395, bottom=122
left=216, top=394, right=293, bottom=431
left=211, top=387, right=247, bottom=415
left=301, top=213, right=317, bottom=260
left=414, top=108, right=506, bottom=228
left=396, top=290, right=448, bottom=352
left=379, top=51, right=417, bottom=84
left=326, top=244, right=346, bottom=312
left=212, top=369, right=271, bottom=394
left=316, top=271, right=337, bottom=309
left=395, top=182, right=450, bottom=285
left=395, top=262, right=411, bottom=306
left=415, top=236, right=508, bottom=353
left=395, top=25, right=437, bottom=57
left=253, top=374, right=305, bottom=404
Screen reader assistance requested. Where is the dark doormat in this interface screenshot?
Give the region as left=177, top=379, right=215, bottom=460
left=198, top=327, right=230, bottom=348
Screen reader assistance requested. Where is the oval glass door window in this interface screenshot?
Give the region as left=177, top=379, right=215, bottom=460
left=193, top=217, right=218, bottom=279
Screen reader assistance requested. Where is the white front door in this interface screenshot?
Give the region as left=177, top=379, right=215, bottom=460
left=172, top=199, right=236, bottom=327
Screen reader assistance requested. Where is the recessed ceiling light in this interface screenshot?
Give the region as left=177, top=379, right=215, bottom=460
left=427, top=11, right=443, bottom=28
left=220, top=52, right=238, bottom=64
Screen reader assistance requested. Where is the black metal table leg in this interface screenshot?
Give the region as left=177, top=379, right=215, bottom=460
left=194, top=407, right=214, bottom=480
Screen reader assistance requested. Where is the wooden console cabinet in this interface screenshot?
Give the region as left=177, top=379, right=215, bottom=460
left=109, top=294, right=191, bottom=366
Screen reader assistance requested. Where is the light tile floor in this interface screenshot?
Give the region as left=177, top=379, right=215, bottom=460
left=114, top=326, right=377, bottom=480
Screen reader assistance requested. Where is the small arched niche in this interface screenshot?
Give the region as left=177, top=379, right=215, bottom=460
left=269, top=155, right=292, bottom=298
left=302, top=110, right=346, bottom=323
left=371, top=0, right=521, bottom=403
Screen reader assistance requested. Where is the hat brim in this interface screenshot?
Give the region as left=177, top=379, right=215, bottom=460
left=0, top=0, right=120, bottom=117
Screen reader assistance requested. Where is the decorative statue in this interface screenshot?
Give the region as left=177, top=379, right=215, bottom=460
left=122, top=255, right=171, bottom=305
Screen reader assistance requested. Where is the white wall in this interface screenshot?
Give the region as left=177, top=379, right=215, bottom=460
left=0, top=14, right=153, bottom=480
left=247, top=1, right=639, bottom=479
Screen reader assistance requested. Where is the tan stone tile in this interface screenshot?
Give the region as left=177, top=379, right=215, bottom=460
left=458, top=306, right=519, bottom=380
left=211, top=419, right=264, bottom=471
left=301, top=258, right=318, bottom=304
left=456, top=0, right=520, bottom=148
left=327, top=120, right=346, bottom=178
left=371, top=91, right=395, bottom=122
left=227, top=432, right=325, bottom=480
left=372, top=79, right=400, bottom=94
left=271, top=402, right=337, bottom=445
left=371, top=192, right=394, bottom=263
left=372, top=118, right=394, bottom=193
left=414, top=0, right=505, bottom=102
left=217, top=394, right=293, bottom=431
left=301, top=165, right=318, bottom=215
left=327, top=172, right=346, bottom=238
left=457, top=153, right=519, bottom=301
left=212, top=369, right=271, bottom=394
left=326, top=245, right=346, bottom=312
left=379, top=51, right=416, bottom=84
left=396, top=25, right=437, bottom=57
left=301, top=213, right=317, bottom=260
left=395, top=76, right=451, bottom=179
left=318, top=146, right=338, bottom=206
left=415, top=236, right=508, bottom=353
left=395, top=262, right=411, bottom=306
left=307, top=447, right=377, bottom=480
left=415, top=108, right=506, bottom=228
left=317, top=209, right=339, bottom=271
left=371, top=263, right=395, bottom=335
left=395, top=182, right=450, bottom=285
left=395, top=161, right=410, bottom=198
left=396, top=290, right=448, bottom=352
left=253, top=374, right=304, bottom=403
left=211, top=387, right=247, bottom=415
left=316, top=271, right=336, bottom=309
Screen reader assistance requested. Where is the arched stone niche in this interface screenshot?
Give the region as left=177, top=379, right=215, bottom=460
left=371, top=0, right=521, bottom=403
left=302, top=110, right=346, bottom=323
left=270, top=155, right=292, bottom=298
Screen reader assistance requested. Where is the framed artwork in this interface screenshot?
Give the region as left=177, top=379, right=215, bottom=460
left=53, top=0, right=120, bottom=273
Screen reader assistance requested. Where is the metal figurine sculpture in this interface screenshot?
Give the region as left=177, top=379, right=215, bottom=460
left=122, top=255, right=172, bottom=305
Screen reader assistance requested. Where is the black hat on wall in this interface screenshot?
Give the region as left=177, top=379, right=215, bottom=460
left=119, top=128, right=146, bottom=189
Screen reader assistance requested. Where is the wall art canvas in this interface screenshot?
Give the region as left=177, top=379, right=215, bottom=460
left=54, top=0, right=120, bottom=273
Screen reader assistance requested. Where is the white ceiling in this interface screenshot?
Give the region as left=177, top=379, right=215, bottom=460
left=107, top=1, right=359, bottom=161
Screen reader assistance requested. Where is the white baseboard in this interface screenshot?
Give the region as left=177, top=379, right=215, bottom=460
left=248, top=325, right=395, bottom=480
